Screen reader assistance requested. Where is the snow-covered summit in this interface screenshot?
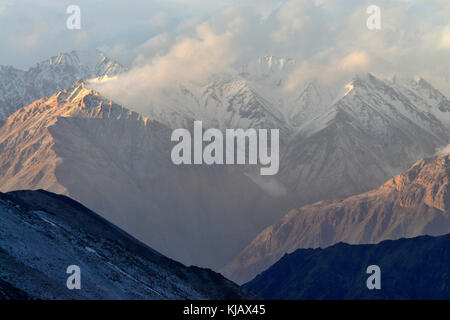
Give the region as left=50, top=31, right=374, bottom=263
left=0, top=50, right=127, bottom=119
left=37, top=50, right=127, bottom=79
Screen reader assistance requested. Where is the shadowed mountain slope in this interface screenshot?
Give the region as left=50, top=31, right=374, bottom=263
left=244, top=234, right=450, bottom=300
left=0, top=189, right=252, bottom=299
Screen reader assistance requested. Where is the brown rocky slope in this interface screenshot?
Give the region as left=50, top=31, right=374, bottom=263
left=223, top=154, right=450, bottom=284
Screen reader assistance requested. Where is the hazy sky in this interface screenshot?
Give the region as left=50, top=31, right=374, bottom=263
left=0, top=0, right=241, bottom=68
left=2, top=0, right=450, bottom=91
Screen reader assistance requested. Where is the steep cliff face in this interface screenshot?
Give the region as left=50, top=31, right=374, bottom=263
left=380, top=156, right=450, bottom=211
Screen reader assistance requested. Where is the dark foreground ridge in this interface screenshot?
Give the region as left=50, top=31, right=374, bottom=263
left=0, top=279, right=34, bottom=300
left=0, top=189, right=252, bottom=300
left=244, top=234, right=450, bottom=299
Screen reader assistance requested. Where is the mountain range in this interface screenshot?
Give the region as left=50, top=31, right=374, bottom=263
left=1, top=50, right=450, bottom=280
left=105, top=57, right=450, bottom=206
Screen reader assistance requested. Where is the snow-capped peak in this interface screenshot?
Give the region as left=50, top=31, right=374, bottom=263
left=44, top=50, right=107, bottom=66
left=37, top=49, right=128, bottom=79
left=0, top=50, right=128, bottom=119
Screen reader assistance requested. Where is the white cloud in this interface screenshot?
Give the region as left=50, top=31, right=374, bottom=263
left=339, top=52, right=370, bottom=72
left=436, top=143, right=450, bottom=156
left=92, top=22, right=239, bottom=113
